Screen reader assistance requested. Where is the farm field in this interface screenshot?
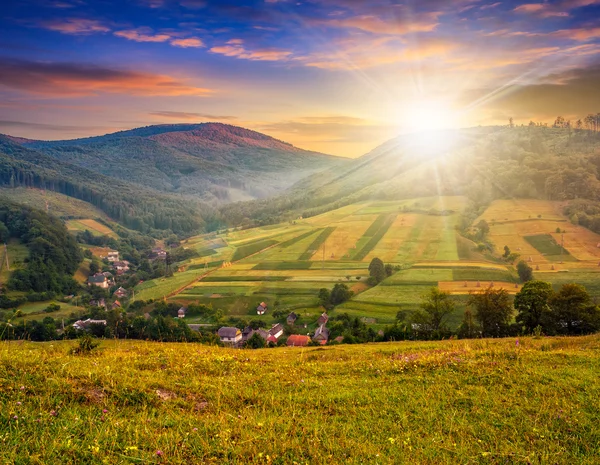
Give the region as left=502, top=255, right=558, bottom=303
left=16, top=300, right=87, bottom=322
left=66, top=219, right=117, bottom=238
left=0, top=187, right=109, bottom=219
left=4, top=336, right=599, bottom=464
left=154, top=198, right=600, bottom=325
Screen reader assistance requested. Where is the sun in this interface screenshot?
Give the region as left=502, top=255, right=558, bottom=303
left=405, top=100, right=455, bottom=132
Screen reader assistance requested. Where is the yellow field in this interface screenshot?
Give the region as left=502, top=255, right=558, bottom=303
left=88, top=246, right=117, bottom=258
left=74, top=260, right=90, bottom=284
left=309, top=214, right=378, bottom=261
left=365, top=214, right=417, bottom=262
left=67, top=219, right=117, bottom=238
left=481, top=199, right=600, bottom=269
left=430, top=195, right=468, bottom=211
left=439, top=281, right=522, bottom=294
left=413, top=261, right=510, bottom=270
left=478, top=199, right=564, bottom=222
left=302, top=203, right=367, bottom=226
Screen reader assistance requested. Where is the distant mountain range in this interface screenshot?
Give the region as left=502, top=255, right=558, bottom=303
left=17, top=123, right=347, bottom=204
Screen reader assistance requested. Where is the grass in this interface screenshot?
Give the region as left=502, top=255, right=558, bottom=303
left=2, top=336, right=600, bottom=464
left=231, top=239, right=278, bottom=262
left=252, top=261, right=313, bottom=270
left=298, top=227, right=336, bottom=261
left=352, top=214, right=396, bottom=260
left=524, top=234, right=576, bottom=261
left=66, top=219, right=117, bottom=238
left=452, top=268, right=517, bottom=283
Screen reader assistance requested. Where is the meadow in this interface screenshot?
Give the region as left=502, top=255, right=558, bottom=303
left=2, top=336, right=599, bottom=464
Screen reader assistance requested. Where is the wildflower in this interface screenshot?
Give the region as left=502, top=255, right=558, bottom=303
left=102, top=409, right=108, bottom=414
left=156, top=450, right=163, bottom=457
left=193, top=428, right=198, bottom=432
left=50, top=410, right=57, bottom=416
left=20, top=386, right=25, bottom=390
left=388, top=437, right=395, bottom=444
left=16, top=402, right=21, bottom=406
left=13, top=415, right=18, bottom=420
left=515, top=339, right=519, bottom=347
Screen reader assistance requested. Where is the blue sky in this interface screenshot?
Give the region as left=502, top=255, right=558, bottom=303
left=1, top=0, right=599, bottom=156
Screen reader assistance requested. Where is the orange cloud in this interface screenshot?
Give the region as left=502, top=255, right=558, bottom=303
left=114, top=28, right=171, bottom=42
left=41, top=18, right=110, bottom=34
left=210, top=40, right=292, bottom=61
left=0, top=58, right=212, bottom=97
left=553, top=27, right=600, bottom=41
left=171, top=37, right=204, bottom=48
left=321, top=12, right=440, bottom=35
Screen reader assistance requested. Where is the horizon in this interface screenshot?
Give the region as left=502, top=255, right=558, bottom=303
left=1, top=0, right=599, bottom=157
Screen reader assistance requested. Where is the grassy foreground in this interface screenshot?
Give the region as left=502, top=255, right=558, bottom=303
left=1, top=336, right=600, bottom=464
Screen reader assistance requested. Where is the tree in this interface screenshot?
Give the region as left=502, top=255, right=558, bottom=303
left=330, top=283, right=353, bottom=305
left=514, top=281, right=554, bottom=334
left=468, top=288, right=513, bottom=337
left=549, top=284, right=600, bottom=335
left=318, top=288, right=331, bottom=307
left=368, top=257, right=386, bottom=284
left=244, top=332, right=266, bottom=349
left=384, top=264, right=394, bottom=277
left=509, top=117, right=514, bottom=128
left=415, top=288, right=455, bottom=334
left=457, top=308, right=479, bottom=339
left=503, top=245, right=511, bottom=258
left=516, top=260, right=533, bottom=283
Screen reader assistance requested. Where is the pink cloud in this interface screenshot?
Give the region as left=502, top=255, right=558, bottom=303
left=210, top=40, right=292, bottom=61
left=171, top=37, right=204, bottom=48
left=41, top=18, right=110, bottom=35
left=114, top=28, right=171, bottom=43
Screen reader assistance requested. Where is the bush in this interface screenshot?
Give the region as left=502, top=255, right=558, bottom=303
left=71, top=333, right=100, bottom=355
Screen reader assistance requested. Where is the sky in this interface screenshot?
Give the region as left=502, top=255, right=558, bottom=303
left=0, top=0, right=599, bottom=157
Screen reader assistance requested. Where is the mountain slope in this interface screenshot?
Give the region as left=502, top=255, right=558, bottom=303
left=0, top=135, right=214, bottom=235
left=220, top=127, right=600, bottom=226
left=20, top=123, right=348, bottom=203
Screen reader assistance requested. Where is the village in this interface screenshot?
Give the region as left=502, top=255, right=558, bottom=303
left=79, top=246, right=334, bottom=347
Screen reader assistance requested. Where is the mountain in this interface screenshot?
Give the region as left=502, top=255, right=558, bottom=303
left=19, top=123, right=348, bottom=204
left=0, top=135, right=213, bottom=235
left=220, top=126, right=600, bottom=227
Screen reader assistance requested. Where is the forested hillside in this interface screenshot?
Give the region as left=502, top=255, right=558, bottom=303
left=0, top=136, right=215, bottom=235
left=220, top=127, right=600, bottom=230
left=20, top=123, right=346, bottom=204
left=0, top=200, right=82, bottom=295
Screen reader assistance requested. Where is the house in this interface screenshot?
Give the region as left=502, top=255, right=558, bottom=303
left=317, top=312, right=329, bottom=325
left=113, top=261, right=130, bottom=273
left=334, top=336, right=344, bottom=343
left=313, top=324, right=330, bottom=345
left=177, top=307, right=187, bottom=319
left=111, top=300, right=121, bottom=310
left=113, top=287, right=128, bottom=299
left=88, top=273, right=109, bottom=289
left=107, top=251, right=119, bottom=262
left=242, top=327, right=269, bottom=342
left=269, top=323, right=284, bottom=340
left=287, top=312, right=297, bottom=326
left=73, top=319, right=107, bottom=331
left=256, top=301, right=267, bottom=315
left=286, top=334, right=310, bottom=347
left=217, top=327, right=242, bottom=345
left=150, top=248, right=167, bottom=260
left=89, top=298, right=107, bottom=309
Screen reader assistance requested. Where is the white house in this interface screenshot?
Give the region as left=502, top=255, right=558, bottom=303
left=217, top=327, right=242, bottom=345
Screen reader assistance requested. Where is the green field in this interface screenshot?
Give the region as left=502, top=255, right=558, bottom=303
left=3, top=336, right=599, bottom=464
left=524, top=234, right=577, bottom=262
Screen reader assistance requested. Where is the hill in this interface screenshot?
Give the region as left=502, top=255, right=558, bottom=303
left=18, top=123, right=347, bottom=204
left=2, top=336, right=599, bottom=463
left=0, top=135, right=214, bottom=235
left=220, top=127, right=600, bottom=228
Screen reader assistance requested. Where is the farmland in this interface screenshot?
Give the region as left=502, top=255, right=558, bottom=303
left=2, top=336, right=600, bottom=464
left=127, top=197, right=600, bottom=328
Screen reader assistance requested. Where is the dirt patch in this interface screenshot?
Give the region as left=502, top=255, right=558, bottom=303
left=156, top=389, right=177, bottom=401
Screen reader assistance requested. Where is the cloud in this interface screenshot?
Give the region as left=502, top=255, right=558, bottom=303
left=114, top=28, right=171, bottom=43
left=149, top=111, right=236, bottom=120
left=301, top=37, right=453, bottom=70
left=41, top=18, right=110, bottom=35
left=210, top=39, right=292, bottom=61
left=0, top=58, right=213, bottom=97
left=170, top=37, right=204, bottom=48
left=318, top=12, right=440, bottom=35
